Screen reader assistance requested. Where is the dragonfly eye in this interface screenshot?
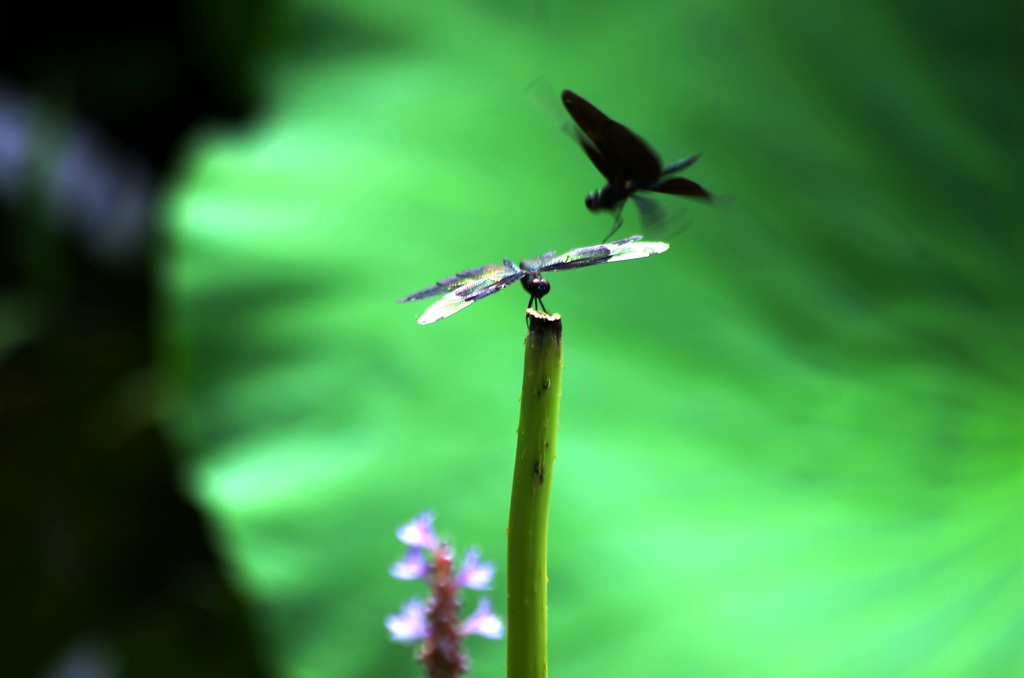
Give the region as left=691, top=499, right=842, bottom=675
left=520, top=273, right=550, bottom=300
left=585, top=192, right=601, bottom=211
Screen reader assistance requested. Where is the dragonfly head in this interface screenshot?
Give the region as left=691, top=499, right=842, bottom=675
left=585, top=191, right=603, bottom=212
left=520, top=273, right=550, bottom=303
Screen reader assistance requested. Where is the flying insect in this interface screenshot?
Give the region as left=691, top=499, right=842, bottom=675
left=562, top=89, right=712, bottom=240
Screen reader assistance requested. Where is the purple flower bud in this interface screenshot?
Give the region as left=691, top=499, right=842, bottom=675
left=456, top=548, right=495, bottom=590
left=396, top=512, right=438, bottom=550
left=390, top=547, right=429, bottom=581
left=459, top=598, right=504, bottom=640
left=386, top=599, right=429, bottom=643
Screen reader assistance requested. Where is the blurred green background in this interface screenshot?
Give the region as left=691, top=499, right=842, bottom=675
left=3, top=0, right=1021, bottom=676
left=163, top=0, right=1022, bottom=674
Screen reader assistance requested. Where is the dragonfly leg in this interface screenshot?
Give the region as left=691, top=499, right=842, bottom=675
left=524, top=294, right=549, bottom=326
left=602, top=205, right=625, bottom=243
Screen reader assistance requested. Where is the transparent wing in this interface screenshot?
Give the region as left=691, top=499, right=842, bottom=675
left=630, top=194, right=666, bottom=229
left=517, top=250, right=559, bottom=271
left=415, top=268, right=524, bottom=324
left=520, top=242, right=618, bottom=272
left=398, top=263, right=511, bottom=303
left=601, top=236, right=669, bottom=262
left=531, top=235, right=667, bottom=273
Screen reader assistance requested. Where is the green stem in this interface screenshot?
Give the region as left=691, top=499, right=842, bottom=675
left=507, top=309, right=563, bottom=678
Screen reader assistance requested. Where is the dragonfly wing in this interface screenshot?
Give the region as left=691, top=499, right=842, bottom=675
left=518, top=251, right=559, bottom=273
left=533, top=236, right=630, bottom=272
left=649, top=176, right=712, bottom=200
left=537, top=235, right=667, bottom=273
left=398, top=264, right=508, bottom=302
left=562, top=90, right=662, bottom=185
left=660, top=153, right=702, bottom=176
left=529, top=245, right=611, bottom=272
left=460, top=270, right=524, bottom=302
left=631, top=193, right=666, bottom=228
left=577, top=132, right=616, bottom=182
left=602, top=236, right=670, bottom=262
left=416, top=270, right=523, bottom=324
left=416, top=290, right=480, bottom=325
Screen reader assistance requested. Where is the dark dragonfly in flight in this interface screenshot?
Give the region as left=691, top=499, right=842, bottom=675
left=562, top=89, right=713, bottom=241
left=398, top=236, right=668, bottom=324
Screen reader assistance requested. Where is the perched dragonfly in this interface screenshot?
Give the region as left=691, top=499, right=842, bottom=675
left=562, top=89, right=712, bottom=240
left=398, top=236, right=669, bottom=324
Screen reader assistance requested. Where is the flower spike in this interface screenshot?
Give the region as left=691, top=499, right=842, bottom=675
left=386, top=514, right=503, bottom=676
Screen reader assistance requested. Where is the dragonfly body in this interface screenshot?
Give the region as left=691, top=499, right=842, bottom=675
left=562, top=89, right=711, bottom=239
left=398, top=236, right=668, bottom=324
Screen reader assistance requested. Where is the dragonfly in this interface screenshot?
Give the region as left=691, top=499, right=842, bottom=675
left=562, top=89, right=713, bottom=241
left=398, top=236, right=669, bottom=324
